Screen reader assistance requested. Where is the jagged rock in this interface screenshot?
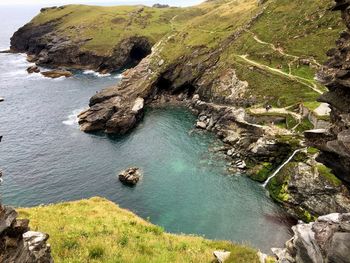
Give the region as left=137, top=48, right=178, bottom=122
left=310, top=0, right=350, bottom=182
left=192, top=94, right=200, bottom=101
left=213, top=251, right=231, bottom=263
left=274, top=213, right=350, bottom=263
left=131, top=97, right=144, bottom=113
left=0, top=204, right=53, bottom=263
left=26, top=65, right=40, bottom=74
left=41, top=69, right=73, bottom=78
left=266, top=156, right=350, bottom=221
left=118, top=167, right=141, bottom=185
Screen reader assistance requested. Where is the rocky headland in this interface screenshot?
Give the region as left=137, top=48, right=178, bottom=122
left=7, top=0, right=350, bottom=261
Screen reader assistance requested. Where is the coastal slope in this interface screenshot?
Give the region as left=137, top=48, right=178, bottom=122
left=18, top=197, right=261, bottom=263
left=10, top=0, right=350, bottom=222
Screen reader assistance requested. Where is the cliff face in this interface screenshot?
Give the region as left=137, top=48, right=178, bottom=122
left=309, top=0, right=350, bottom=183
left=0, top=203, right=52, bottom=263
left=274, top=213, right=350, bottom=263
left=10, top=5, right=181, bottom=72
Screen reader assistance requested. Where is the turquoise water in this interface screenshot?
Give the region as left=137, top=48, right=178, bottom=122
left=0, top=4, right=292, bottom=253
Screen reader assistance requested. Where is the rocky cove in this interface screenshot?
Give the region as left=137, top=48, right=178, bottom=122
left=2, top=0, right=350, bottom=262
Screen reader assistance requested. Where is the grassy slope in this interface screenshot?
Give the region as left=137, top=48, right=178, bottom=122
left=18, top=197, right=261, bottom=263
left=30, top=0, right=343, bottom=109
left=31, top=5, right=198, bottom=56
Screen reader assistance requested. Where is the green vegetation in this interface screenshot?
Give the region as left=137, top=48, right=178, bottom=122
left=18, top=197, right=261, bottom=263
left=307, top=147, right=320, bottom=155
left=31, top=5, right=190, bottom=55
left=249, top=162, right=273, bottom=182
left=317, top=164, right=342, bottom=187
left=295, top=118, right=314, bottom=133
left=29, top=0, right=344, bottom=113
left=294, top=207, right=318, bottom=223
left=267, top=168, right=290, bottom=204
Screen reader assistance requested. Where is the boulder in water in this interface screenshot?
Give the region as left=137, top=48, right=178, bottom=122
left=118, top=167, right=141, bottom=185
left=41, top=70, right=73, bottom=79
left=26, top=65, right=40, bottom=74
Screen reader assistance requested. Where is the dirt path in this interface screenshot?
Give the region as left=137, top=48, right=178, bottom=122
left=238, top=54, right=324, bottom=95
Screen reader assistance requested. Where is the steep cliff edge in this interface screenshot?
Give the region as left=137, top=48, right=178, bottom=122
left=10, top=0, right=350, bottom=221
left=0, top=203, right=52, bottom=263
left=307, top=0, right=350, bottom=184
left=10, top=5, right=192, bottom=72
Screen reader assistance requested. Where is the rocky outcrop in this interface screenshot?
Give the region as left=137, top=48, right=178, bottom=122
left=41, top=69, right=72, bottom=78
left=77, top=55, right=150, bottom=133
left=118, top=167, right=141, bottom=185
left=10, top=13, right=152, bottom=73
left=0, top=203, right=53, bottom=263
left=273, top=213, right=350, bottom=263
left=265, top=151, right=350, bottom=221
left=313, top=0, right=350, bottom=183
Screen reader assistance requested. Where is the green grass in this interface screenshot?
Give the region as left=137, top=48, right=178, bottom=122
left=303, top=101, right=321, bottom=111
left=18, top=197, right=261, bottom=263
left=30, top=5, right=190, bottom=56
left=317, top=164, right=342, bottom=187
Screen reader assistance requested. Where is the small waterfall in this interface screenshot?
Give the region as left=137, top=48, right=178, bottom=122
left=262, top=149, right=301, bottom=188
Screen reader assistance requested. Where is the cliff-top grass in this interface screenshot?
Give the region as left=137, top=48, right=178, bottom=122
left=30, top=4, right=196, bottom=56
left=18, top=197, right=262, bottom=263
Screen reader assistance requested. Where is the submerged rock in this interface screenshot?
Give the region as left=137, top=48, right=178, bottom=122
left=41, top=69, right=73, bottom=78
left=274, top=213, right=350, bottom=263
left=26, top=65, right=40, bottom=74
left=118, top=167, right=141, bottom=185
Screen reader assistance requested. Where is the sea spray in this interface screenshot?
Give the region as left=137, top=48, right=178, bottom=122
left=62, top=108, right=85, bottom=126
left=262, top=149, right=301, bottom=188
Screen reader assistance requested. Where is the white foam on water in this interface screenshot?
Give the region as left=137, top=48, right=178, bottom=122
left=83, top=69, right=111, bottom=77
left=114, top=74, right=123, bottom=79
left=62, top=108, right=85, bottom=126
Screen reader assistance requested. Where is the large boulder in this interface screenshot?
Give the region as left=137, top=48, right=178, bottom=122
left=274, top=213, right=350, bottom=263
left=118, top=167, right=142, bottom=185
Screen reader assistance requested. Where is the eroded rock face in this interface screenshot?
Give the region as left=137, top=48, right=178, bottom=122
left=0, top=204, right=53, bottom=263
left=274, top=213, right=350, bottom=263
left=78, top=53, right=153, bottom=134
left=313, top=0, right=350, bottom=183
left=266, top=155, right=350, bottom=221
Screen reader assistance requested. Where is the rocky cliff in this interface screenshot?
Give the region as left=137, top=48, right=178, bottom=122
left=10, top=5, right=182, bottom=72
left=307, top=0, right=350, bottom=184
left=0, top=203, right=53, bottom=263
left=273, top=213, right=350, bottom=263
left=10, top=0, right=350, bottom=221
